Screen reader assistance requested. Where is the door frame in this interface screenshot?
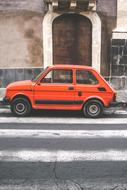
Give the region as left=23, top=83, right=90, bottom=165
left=43, top=11, right=101, bottom=72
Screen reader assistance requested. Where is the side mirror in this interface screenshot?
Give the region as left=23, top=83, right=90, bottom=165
left=37, top=82, right=41, bottom=86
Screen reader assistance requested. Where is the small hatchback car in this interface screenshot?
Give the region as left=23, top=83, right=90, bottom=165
left=4, top=65, right=116, bottom=118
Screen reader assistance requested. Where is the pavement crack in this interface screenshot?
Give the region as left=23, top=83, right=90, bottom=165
left=53, top=159, right=59, bottom=190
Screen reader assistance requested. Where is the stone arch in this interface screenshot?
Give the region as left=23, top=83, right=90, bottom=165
left=43, top=10, right=101, bottom=72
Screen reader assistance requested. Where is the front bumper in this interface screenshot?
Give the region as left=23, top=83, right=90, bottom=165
left=0, top=97, right=10, bottom=106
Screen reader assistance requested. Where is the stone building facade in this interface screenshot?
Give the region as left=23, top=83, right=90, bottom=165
left=0, top=0, right=126, bottom=90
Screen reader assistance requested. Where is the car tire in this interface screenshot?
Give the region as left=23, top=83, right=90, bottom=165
left=83, top=100, right=103, bottom=118
left=11, top=97, right=32, bottom=117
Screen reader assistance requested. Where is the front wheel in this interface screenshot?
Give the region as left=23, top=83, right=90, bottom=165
left=83, top=100, right=103, bottom=118
left=11, top=97, right=32, bottom=117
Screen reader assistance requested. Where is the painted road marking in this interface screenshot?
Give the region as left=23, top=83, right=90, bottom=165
left=0, top=117, right=127, bottom=124
left=1, top=129, right=127, bottom=138
left=1, top=150, right=127, bottom=162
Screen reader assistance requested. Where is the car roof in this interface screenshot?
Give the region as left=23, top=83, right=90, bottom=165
left=49, top=64, right=95, bottom=70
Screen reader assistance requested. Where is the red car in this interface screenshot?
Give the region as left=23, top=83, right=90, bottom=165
left=3, top=65, right=116, bottom=118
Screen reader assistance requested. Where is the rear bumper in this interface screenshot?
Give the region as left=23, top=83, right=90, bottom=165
left=109, top=101, right=127, bottom=108
left=0, top=97, right=10, bottom=106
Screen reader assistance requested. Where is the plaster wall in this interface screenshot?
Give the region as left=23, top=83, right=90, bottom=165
left=117, top=0, right=127, bottom=30
left=0, top=0, right=45, bottom=13
left=0, top=12, right=43, bottom=68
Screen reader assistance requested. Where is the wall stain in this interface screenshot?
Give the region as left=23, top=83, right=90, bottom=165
left=15, top=11, right=43, bottom=67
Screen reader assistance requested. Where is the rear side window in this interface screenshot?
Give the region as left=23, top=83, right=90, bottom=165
left=76, top=70, right=98, bottom=85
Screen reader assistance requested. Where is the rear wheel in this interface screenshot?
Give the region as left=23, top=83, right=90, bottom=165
left=83, top=100, right=103, bottom=118
left=11, top=97, right=31, bottom=117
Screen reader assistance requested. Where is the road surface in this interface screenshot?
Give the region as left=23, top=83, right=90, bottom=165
left=0, top=109, right=127, bottom=189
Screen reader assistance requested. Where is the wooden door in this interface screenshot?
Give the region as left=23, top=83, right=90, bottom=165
left=53, top=14, right=92, bottom=66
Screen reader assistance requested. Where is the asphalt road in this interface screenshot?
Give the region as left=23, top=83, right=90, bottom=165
left=0, top=120, right=127, bottom=189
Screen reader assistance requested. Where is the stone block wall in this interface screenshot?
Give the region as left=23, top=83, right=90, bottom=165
left=0, top=68, right=43, bottom=88
left=97, top=0, right=117, bottom=76
left=110, top=38, right=127, bottom=90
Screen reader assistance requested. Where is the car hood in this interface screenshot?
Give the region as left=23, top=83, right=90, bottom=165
left=7, top=80, right=33, bottom=91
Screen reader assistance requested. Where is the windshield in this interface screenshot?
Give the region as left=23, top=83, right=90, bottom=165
left=32, top=67, right=49, bottom=82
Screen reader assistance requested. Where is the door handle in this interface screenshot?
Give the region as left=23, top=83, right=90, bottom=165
left=68, top=86, right=74, bottom=90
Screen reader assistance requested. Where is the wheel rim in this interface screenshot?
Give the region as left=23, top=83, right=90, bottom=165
left=15, top=103, right=26, bottom=114
left=87, top=104, right=100, bottom=116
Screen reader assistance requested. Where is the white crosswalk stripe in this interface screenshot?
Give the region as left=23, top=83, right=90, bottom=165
left=0, top=129, right=127, bottom=138
left=0, top=150, right=127, bottom=162
left=0, top=126, right=127, bottom=162
left=0, top=117, right=127, bottom=124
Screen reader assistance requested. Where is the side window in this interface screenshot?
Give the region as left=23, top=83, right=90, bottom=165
left=76, top=70, right=98, bottom=85
left=41, top=69, right=73, bottom=84
left=53, top=69, right=73, bottom=83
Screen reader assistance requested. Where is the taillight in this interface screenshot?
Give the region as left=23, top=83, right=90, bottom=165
left=113, top=93, right=117, bottom=102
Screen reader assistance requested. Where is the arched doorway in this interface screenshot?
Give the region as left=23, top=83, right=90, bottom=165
left=52, top=14, right=92, bottom=66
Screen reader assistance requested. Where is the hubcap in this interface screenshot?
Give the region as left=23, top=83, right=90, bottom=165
left=15, top=103, right=26, bottom=113
left=88, top=104, right=99, bottom=115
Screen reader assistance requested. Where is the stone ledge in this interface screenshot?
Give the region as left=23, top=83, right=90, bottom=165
left=44, top=0, right=96, bottom=11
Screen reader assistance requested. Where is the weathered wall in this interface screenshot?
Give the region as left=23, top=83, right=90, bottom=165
left=0, top=0, right=45, bottom=13
left=97, top=0, right=117, bottom=76
left=110, top=0, right=127, bottom=90
left=0, top=12, right=45, bottom=87
left=0, top=0, right=120, bottom=89
left=110, top=39, right=127, bottom=90
left=97, top=0, right=117, bottom=17
left=0, top=0, right=46, bottom=87
left=0, top=0, right=45, bottom=69
left=0, top=68, right=43, bottom=88
left=117, top=0, right=127, bottom=30
left=0, top=0, right=117, bottom=71
left=0, top=11, right=44, bottom=68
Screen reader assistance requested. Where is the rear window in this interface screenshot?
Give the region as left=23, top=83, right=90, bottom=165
left=76, top=70, right=98, bottom=85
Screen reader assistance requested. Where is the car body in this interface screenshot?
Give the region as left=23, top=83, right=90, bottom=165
left=4, top=65, right=116, bottom=117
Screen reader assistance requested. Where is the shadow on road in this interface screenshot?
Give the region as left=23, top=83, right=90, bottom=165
left=0, top=107, right=127, bottom=118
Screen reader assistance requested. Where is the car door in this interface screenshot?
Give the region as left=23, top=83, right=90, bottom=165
left=33, top=68, right=76, bottom=110
left=75, top=69, right=100, bottom=109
